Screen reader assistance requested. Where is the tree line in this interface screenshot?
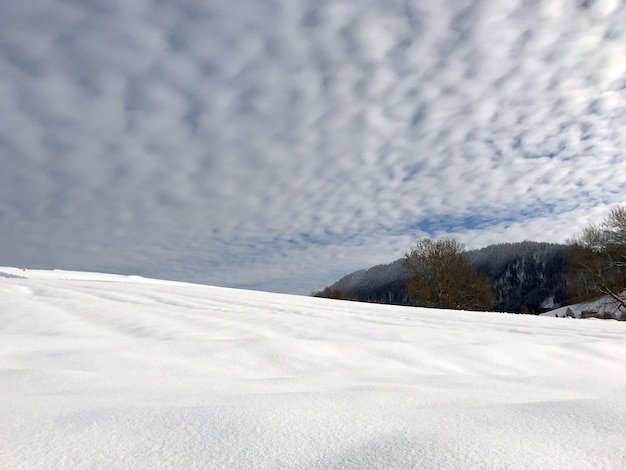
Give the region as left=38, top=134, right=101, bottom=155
left=314, top=205, right=626, bottom=319
left=566, top=205, right=626, bottom=318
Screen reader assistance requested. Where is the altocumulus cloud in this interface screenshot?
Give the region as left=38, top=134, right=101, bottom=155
left=1, top=0, right=625, bottom=293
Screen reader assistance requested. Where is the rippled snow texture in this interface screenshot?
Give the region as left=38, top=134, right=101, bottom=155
left=1, top=268, right=625, bottom=469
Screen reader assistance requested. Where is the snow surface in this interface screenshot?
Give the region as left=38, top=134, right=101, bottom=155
left=544, top=295, right=625, bottom=320
left=1, top=267, right=625, bottom=469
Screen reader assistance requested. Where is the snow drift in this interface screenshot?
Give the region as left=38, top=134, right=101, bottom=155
left=1, top=267, right=625, bottom=469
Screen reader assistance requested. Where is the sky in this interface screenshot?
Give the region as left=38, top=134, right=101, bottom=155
left=1, top=0, right=626, bottom=294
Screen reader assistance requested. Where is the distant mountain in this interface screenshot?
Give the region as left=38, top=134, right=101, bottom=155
left=467, top=242, right=569, bottom=311
left=330, top=259, right=410, bottom=304
left=322, top=241, right=569, bottom=312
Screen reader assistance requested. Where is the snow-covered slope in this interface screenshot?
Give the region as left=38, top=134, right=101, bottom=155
left=543, top=294, right=626, bottom=320
left=1, top=267, right=625, bottom=469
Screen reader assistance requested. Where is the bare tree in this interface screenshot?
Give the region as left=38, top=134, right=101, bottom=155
left=403, top=238, right=494, bottom=311
left=567, top=205, right=626, bottom=318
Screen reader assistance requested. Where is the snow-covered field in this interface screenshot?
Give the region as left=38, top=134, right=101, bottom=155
left=1, top=268, right=625, bottom=470
left=544, top=295, right=625, bottom=320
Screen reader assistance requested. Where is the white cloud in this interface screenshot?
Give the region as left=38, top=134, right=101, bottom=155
left=1, top=0, right=625, bottom=292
